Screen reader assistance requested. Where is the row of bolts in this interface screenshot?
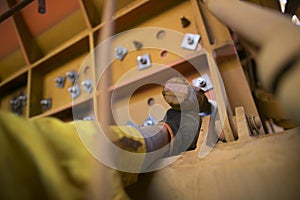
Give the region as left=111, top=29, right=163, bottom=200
left=10, top=71, right=92, bottom=111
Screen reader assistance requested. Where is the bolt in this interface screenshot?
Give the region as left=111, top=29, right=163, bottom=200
left=82, top=81, right=91, bottom=88
left=116, top=47, right=123, bottom=56
left=40, top=99, right=49, bottom=106
left=10, top=99, right=18, bottom=105
left=198, top=78, right=206, bottom=87
left=83, top=116, right=94, bottom=121
left=248, top=115, right=262, bottom=135
left=138, top=56, right=148, bottom=65
left=18, top=95, right=27, bottom=106
left=187, top=36, right=194, bottom=45
left=68, top=87, right=76, bottom=93
left=55, top=77, right=63, bottom=84
left=66, top=72, right=75, bottom=78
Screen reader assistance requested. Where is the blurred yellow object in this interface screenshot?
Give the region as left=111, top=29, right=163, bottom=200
left=0, top=111, right=143, bottom=200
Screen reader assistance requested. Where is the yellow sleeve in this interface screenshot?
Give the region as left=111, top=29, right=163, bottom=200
left=0, top=111, right=132, bottom=200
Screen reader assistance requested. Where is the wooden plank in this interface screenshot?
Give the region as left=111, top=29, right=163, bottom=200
left=206, top=53, right=236, bottom=142
left=197, top=0, right=232, bottom=47
left=196, top=116, right=210, bottom=152
left=235, top=106, right=252, bottom=141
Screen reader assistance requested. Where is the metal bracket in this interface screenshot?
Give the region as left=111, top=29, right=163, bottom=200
left=55, top=76, right=66, bottom=88
left=68, top=84, right=81, bottom=99
left=66, top=70, right=79, bottom=84
left=137, top=53, right=151, bottom=70
left=192, top=73, right=213, bottom=92
left=81, top=79, right=93, bottom=94
left=181, top=33, right=201, bottom=50
left=40, top=98, right=52, bottom=110
left=114, top=46, right=128, bottom=61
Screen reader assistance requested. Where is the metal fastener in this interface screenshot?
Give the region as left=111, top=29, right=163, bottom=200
left=191, top=74, right=213, bottom=92
left=137, top=53, right=151, bottom=70
left=40, top=98, right=52, bottom=110
left=181, top=33, right=201, bottom=50
left=55, top=76, right=66, bottom=88
left=68, top=84, right=80, bottom=99
left=18, top=94, right=27, bottom=106
left=81, top=79, right=93, bottom=94
left=114, top=46, right=127, bottom=61
left=66, top=70, right=79, bottom=84
left=83, top=116, right=94, bottom=121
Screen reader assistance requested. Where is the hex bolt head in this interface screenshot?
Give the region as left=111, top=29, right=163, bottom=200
left=40, top=100, right=48, bottom=105
left=10, top=99, right=18, bottom=105
left=198, top=78, right=206, bottom=87
left=187, top=36, right=194, bottom=45
left=55, top=77, right=63, bottom=84
left=40, top=98, right=52, bottom=110
left=116, top=47, right=123, bottom=56
left=82, top=81, right=91, bottom=88
left=66, top=72, right=74, bottom=78
left=68, top=87, right=75, bottom=93
left=138, top=56, right=147, bottom=65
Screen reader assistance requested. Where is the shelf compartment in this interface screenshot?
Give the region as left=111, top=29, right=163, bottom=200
left=8, top=0, right=87, bottom=60
left=35, top=10, right=87, bottom=57
left=95, top=53, right=208, bottom=126
left=0, top=48, right=27, bottom=83
left=0, top=72, right=28, bottom=117
left=0, top=18, right=27, bottom=83
left=29, top=36, right=91, bottom=117
left=107, top=83, right=170, bottom=126
left=107, top=52, right=206, bottom=98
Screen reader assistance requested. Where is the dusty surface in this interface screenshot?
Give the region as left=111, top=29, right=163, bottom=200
left=126, top=128, right=300, bottom=200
